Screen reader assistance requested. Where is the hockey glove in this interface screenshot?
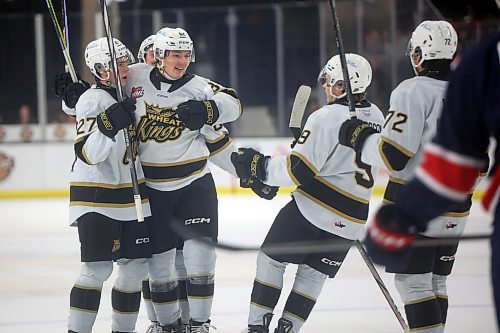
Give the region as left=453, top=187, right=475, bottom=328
left=63, top=81, right=91, bottom=109
left=230, top=147, right=269, bottom=181
left=365, top=204, right=422, bottom=269
left=54, top=72, right=74, bottom=97
left=97, top=98, right=136, bottom=139
left=240, top=178, right=279, bottom=200
left=176, top=99, right=220, bottom=130
left=338, top=118, right=378, bottom=152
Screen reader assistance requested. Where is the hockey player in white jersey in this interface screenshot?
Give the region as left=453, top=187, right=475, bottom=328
left=138, top=34, right=156, bottom=65
left=231, top=53, right=384, bottom=333
left=338, top=21, right=475, bottom=333
left=124, top=27, right=275, bottom=333
left=67, top=37, right=153, bottom=333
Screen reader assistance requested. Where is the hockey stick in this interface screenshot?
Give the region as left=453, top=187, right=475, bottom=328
left=354, top=240, right=410, bottom=332
left=327, top=0, right=356, bottom=119
left=99, top=0, right=144, bottom=222
left=289, top=85, right=311, bottom=140
left=45, top=0, right=78, bottom=82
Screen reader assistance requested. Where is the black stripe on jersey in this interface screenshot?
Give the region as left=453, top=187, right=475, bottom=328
left=384, top=179, right=472, bottom=215
left=74, top=134, right=92, bottom=165
left=219, top=87, right=239, bottom=100
left=404, top=297, right=443, bottom=330
left=70, top=181, right=149, bottom=206
left=206, top=133, right=230, bottom=155
left=251, top=279, right=282, bottom=310
left=187, top=281, right=214, bottom=299
left=142, top=158, right=207, bottom=182
left=297, top=178, right=369, bottom=223
left=288, top=154, right=316, bottom=187
left=379, top=138, right=412, bottom=171
left=179, top=279, right=188, bottom=301
left=111, top=287, right=141, bottom=313
left=150, top=281, right=179, bottom=304
left=70, top=284, right=101, bottom=312
left=283, top=290, right=316, bottom=322
left=142, top=280, right=151, bottom=301
left=436, top=296, right=448, bottom=324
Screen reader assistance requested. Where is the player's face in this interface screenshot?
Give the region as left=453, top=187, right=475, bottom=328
left=162, top=50, right=191, bottom=79
left=108, top=59, right=130, bottom=87
left=323, top=75, right=344, bottom=103
left=144, top=48, right=155, bottom=65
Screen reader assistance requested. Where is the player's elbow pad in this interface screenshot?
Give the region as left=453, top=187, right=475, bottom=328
left=380, top=141, right=411, bottom=171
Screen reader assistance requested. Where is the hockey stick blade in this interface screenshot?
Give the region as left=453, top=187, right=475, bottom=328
left=289, top=85, right=311, bottom=139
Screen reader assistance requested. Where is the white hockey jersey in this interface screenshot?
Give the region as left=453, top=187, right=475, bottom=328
left=266, top=100, right=385, bottom=240
left=125, top=64, right=242, bottom=191
left=69, top=86, right=151, bottom=226
left=361, top=76, right=471, bottom=237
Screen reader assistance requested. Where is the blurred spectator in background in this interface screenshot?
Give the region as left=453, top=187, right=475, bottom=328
left=18, top=104, right=33, bottom=142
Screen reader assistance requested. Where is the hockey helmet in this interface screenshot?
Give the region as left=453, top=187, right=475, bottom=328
left=406, top=20, right=458, bottom=69
left=154, top=27, right=195, bottom=63
left=322, top=53, right=372, bottom=98
left=138, top=34, right=156, bottom=63
left=84, top=37, right=131, bottom=80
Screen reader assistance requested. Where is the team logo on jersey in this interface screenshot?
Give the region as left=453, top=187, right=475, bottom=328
left=131, top=86, right=144, bottom=99
left=334, top=221, right=346, bottom=228
left=137, top=102, right=184, bottom=143
left=111, top=239, right=121, bottom=252
left=0, top=152, right=14, bottom=181
left=445, top=221, right=458, bottom=229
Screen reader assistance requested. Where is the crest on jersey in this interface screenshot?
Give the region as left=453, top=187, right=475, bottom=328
left=0, top=152, right=14, bottom=181
left=137, top=102, right=184, bottom=143
left=131, top=86, right=144, bottom=99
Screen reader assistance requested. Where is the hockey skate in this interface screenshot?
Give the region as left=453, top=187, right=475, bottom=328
left=145, top=321, right=162, bottom=333
left=274, top=318, right=293, bottom=333
left=189, top=319, right=216, bottom=333
left=242, top=313, right=274, bottom=333
left=160, top=319, right=182, bottom=333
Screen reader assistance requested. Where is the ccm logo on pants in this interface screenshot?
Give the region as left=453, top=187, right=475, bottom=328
left=136, top=238, right=150, bottom=244
left=185, top=217, right=211, bottom=225
left=321, top=258, right=342, bottom=266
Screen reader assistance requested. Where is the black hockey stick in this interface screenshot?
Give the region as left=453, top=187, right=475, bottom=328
left=99, top=0, right=144, bottom=222
left=45, top=0, right=78, bottom=82
left=327, top=0, right=356, bottom=119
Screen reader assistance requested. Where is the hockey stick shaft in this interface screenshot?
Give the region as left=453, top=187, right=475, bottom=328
left=45, top=0, right=78, bottom=82
left=289, top=85, right=311, bottom=140
left=328, top=0, right=356, bottom=119
left=355, top=240, right=410, bottom=332
left=99, top=0, right=144, bottom=222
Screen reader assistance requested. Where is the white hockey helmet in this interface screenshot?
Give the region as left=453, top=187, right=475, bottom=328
left=84, top=37, right=131, bottom=80
left=406, top=20, right=458, bottom=69
left=322, top=53, right=372, bottom=98
left=138, top=34, right=156, bottom=63
left=154, top=27, right=195, bottom=63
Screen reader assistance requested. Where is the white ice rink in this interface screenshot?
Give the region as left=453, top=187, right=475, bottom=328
left=0, top=195, right=497, bottom=333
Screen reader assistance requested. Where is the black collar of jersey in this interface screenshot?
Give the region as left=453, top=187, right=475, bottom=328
left=328, top=97, right=371, bottom=108
left=419, top=68, right=449, bottom=81
left=150, top=67, right=195, bottom=92
left=96, top=81, right=119, bottom=101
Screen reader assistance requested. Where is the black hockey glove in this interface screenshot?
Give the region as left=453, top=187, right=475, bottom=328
left=365, top=204, right=423, bottom=270
left=54, top=72, right=74, bottom=97
left=230, top=147, right=269, bottom=181
left=97, top=98, right=136, bottom=139
left=240, top=178, right=279, bottom=200
left=338, top=118, right=378, bottom=152
left=63, top=81, right=91, bottom=109
left=176, top=99, right=220, bottom=130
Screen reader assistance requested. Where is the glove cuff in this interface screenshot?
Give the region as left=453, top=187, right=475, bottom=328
left=204, top=100, right=220, bottom=125
left=97, top=112, right=118, bottom=138
left=351, top=123, right=377, bottom=151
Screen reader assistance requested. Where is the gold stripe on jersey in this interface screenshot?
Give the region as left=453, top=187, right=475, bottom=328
left=295, top=186, right=367, bottom=224
left=70, top=200, right=149, bottom=208
left=205, top=132, right=231, bottom=156
left=286, top=155, right=300, bottom=186
left=389, top=176, right=406, bottom=185
left=291, top=151, right=319, bottom=174
left=286, top=152, right=319, bottom=187
left=378, top=136, right=414, bottom=172
left=141, top=156, right=208, bottom=183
